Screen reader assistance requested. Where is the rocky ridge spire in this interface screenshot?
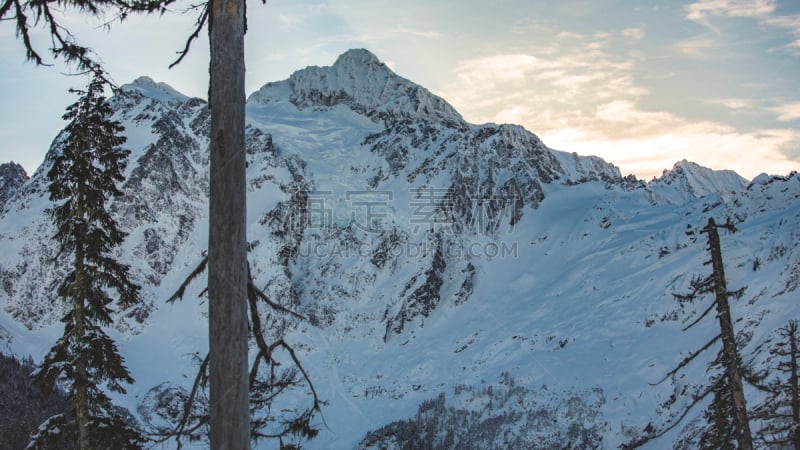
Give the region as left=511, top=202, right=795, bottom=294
left=248, top=48, right=464, bottom=125
left=0, top=161, right=29, bottom=210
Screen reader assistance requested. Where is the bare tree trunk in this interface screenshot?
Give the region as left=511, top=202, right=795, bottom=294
left=207, top=0, right=249, bottom=446
left=706, top=218, right=753, bottom=450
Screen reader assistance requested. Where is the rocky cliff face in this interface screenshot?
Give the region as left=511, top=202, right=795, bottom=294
left=0, top=162, right=28, bottom=213
left=647, top=159, right=748, bottom=205
left=0, top=49, right=798, bottom=449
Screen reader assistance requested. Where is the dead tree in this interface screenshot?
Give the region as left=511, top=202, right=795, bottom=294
left=754, top=320, right=800, bottom=448
left=3, top=0, right=274, bottom=447
left=634, top=217, right=752, bottom=449
left=149, top=257, right=323, bottom=449
left=699, top=218, right=753, bottom=450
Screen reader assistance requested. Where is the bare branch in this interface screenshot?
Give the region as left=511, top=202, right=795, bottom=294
left=167, top=256, right=208, bottom=303
left=168, top=2, right=209, bottom=69
left=158, top=262, right=322, bottom=445
left=147, top=354, right=209, bottom=447
left=174, top=354, right=209, bottom=444
left=682, top=298, right=718, bottom=332
left=629, top=379, right=722, bottom=448
left=250, top=281, right=306, bottom=320
left=276, top=339, right=324, bottom=414
left=651, top=334, right=721, bottom=386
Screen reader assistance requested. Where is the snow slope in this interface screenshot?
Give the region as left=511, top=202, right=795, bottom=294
left=0, top=49, right=799, bottom=449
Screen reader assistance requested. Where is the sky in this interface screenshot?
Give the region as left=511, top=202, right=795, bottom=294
left=1, top=0, right=799, bottom=181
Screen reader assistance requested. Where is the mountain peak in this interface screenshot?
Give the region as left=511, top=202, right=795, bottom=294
left=0, top=161, right=29, bottom=211
left=121, top=76, right=190, bottom=104
left=659, top=159, right=746, bottom=188
left=648, top=159, right=747, bottom=204
left=248, top=49, right=464, bottom=125
left=3, top=49, right=800, bottom=450
left=333, top=48, right=382, bottom=68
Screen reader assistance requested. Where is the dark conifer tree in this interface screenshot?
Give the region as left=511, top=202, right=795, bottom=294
left=28, top=75, right=144, bottom=450
left=5, top=0, right=296, bottom=445
left=0, top=353, right=70, bottom=450
left=754, top=320, right=800, bottom=449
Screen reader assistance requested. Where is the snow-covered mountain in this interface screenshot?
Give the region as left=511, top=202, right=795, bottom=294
left=648, top=159, right=748, bottom=205
left=1, top=48, right=799, bottom=449
left=0, top=161, right=28, bottom=212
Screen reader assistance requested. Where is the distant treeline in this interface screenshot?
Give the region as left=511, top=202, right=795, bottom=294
left=0, top=352, right=70, bottom=450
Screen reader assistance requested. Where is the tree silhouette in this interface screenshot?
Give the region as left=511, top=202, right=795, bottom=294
left=2, top=0, right=286, bottom=447
left=29, top=75, right=143, bottom=449
left=147, top=259, right=323, bottom=449
left=753, top=320, right=800, bottom=449
left=632, top=217, right=752, bottom=449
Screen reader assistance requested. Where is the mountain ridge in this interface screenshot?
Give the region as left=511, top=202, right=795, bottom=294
left=0, top=49, right=798, bottom=449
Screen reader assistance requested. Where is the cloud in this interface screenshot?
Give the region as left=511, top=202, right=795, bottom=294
left=544, top=116, right=800, bottom=180
left=685, top=0, right=777, bottom=24
left=685, top=0, right=800, bottom=53
left=274, top=3, right=331, bottom=30
left=673, top=35, right=720, bottom=58
left=436, top=29, right=799, bottom=180
left=621, top=27, right=645, bottom=41
left=451, top=54, right=540, bottom=90
left=595, top=100, right=672, bottom=126
left=557, top=31, right=585, bottom=40
left=764, top=14, right=800, bottom=52
left=277, top=13, right=305, bottom=30
left=394, top=26, right=442, bottom=39
left=704, top=98, right=753, bottom=109
left=556, top=99, right=800, bottom=179
left=772, top=102, right=800, bottom=122
left=591, top=101, right=799, bottom=178
left=511, top=18, right=554, bottom=35
left=439, top=31, right=647, bottom=122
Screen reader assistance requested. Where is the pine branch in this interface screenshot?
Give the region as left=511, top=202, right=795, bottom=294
left=700, top=217, right=737, bottom=235
left=673, top=274, right=715, bottom=305
left=728, top=287, right=746, bottom=300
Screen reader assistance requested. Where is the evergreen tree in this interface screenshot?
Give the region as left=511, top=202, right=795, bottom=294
left=754, top=320, right=800, bottom=449
left=0, top=352, right=71, bottom=450
left=4, top=0, right=289, bottom=445
left=29, top=75, right=144, bottom=450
